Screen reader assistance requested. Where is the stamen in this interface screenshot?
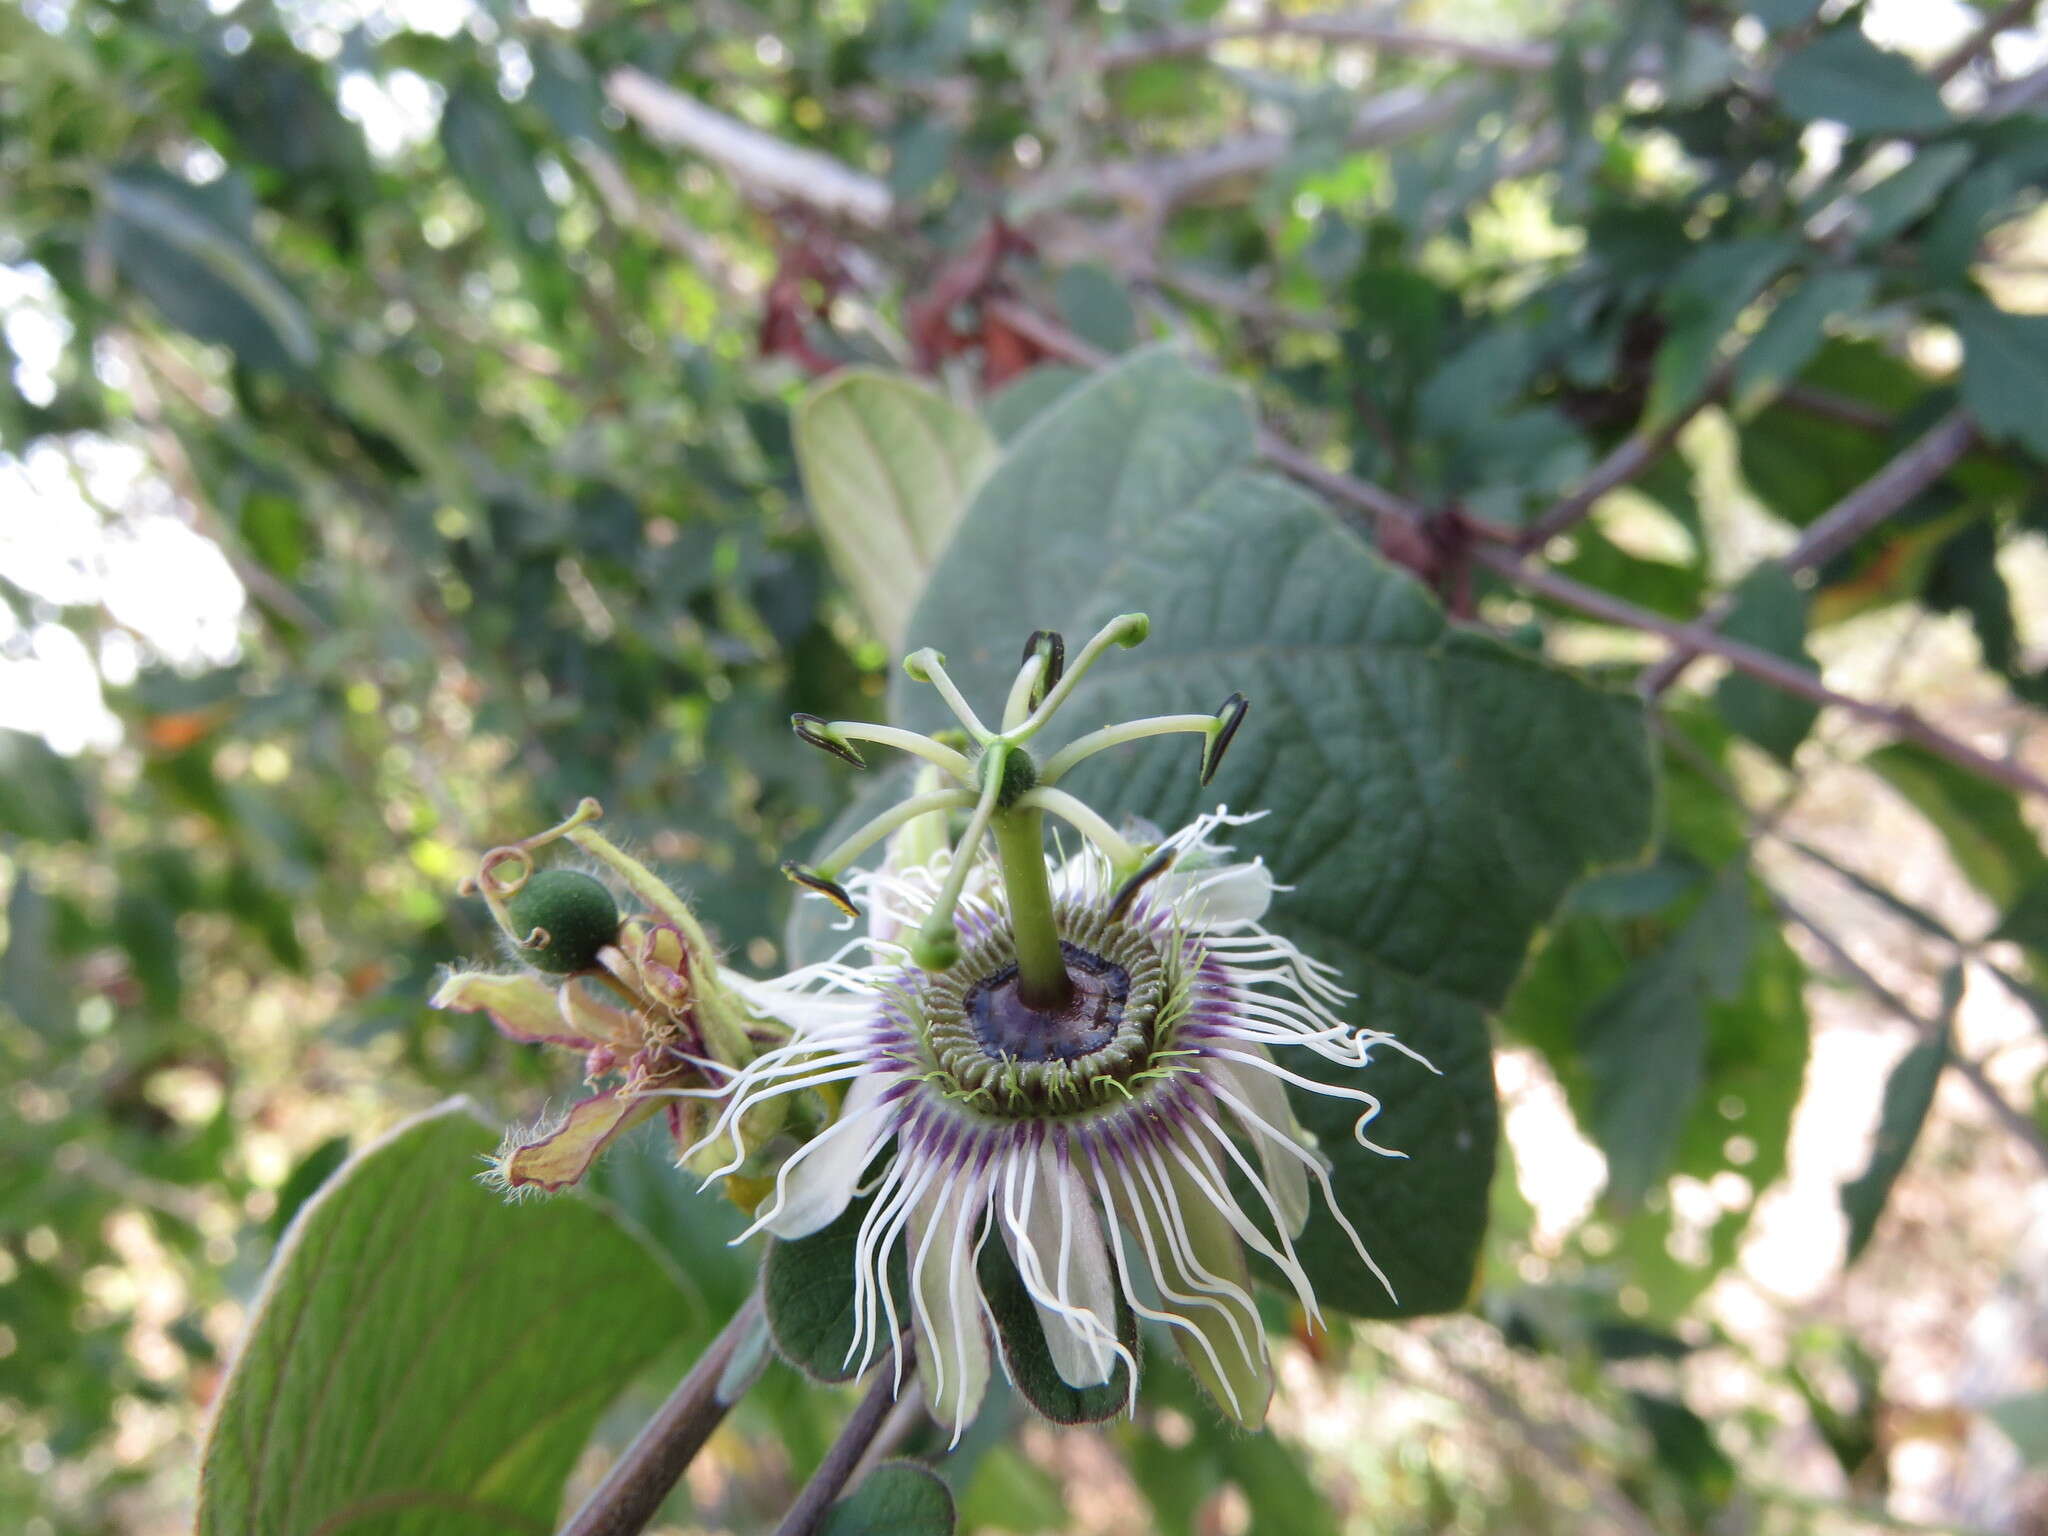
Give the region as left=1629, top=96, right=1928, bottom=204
left=780, top=862, right=860, bottom=918
left=789, top=712, right=867, bottom=768
left=913, top=758, right=1007, bottom=971
left=1009, top=613, right=1150, bottom=740
left=904, top=648, right=994, bottom=742
left=824, top=721, right=976, bottom=783
left=1108, top=845, right=1178, bottom=920
left=1002, top=649, right=1048, bottom=733
left=1202, top=693, right=1250, bottom=786
left=1022, top=630, right=1065, bottom=710
left=1016, top=786, right=1143, bottom=874
left=806, top=788, right=978, bottom=880
left=1040, top=714, right=1220, bottom=785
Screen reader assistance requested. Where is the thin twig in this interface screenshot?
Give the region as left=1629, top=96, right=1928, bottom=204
left=604, top=68, right=893, bottom=228
left=557, top=1289, right=768, bottom=1536
left=1257, top=430, right=1432, bottom=526
left=847, top=1378, right=928, bottom=1488
left=1658, top=728, right=2048, bottom=1169
left=1638, top=409, right=1978, bottom=697
left=1019, top=81, right=1480, bottom=218
left=771, top=1362, right=906, bottom=1536
left=1098, top=16, right=1555, bottom=73
left=1933, top=0, right=2043, bottom=84
left=1776, top=382, right=1896, bottom=432
left=1771, top=889, right=2048, bottom=1171
left=1518, top=366, right=1732, bottom=551
left=1479, top=549, right=2048, bottom=801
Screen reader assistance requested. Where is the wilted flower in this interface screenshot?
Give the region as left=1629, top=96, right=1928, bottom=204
left=434, top=799, right=778, bottom=1194
left=699, top=617, right=1429, bottom=1436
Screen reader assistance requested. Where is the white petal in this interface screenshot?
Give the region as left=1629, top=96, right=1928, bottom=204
left=999, top=1139, right=1121, bottom=1389
left=1207, top=1049, right=1313, bottom=1237
left=908, top=1169, right=991, bottom=1441
left=762, top=1074, right=895, bottom=1239
left=1155, top=860, right=1274, bottom=926
left=725, top=972, right=877, bottom=1037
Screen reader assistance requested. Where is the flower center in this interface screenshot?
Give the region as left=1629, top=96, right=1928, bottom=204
left=917, top=902, right=1191, bottom=1118
left=965, top=942, right=1129, bottom=1063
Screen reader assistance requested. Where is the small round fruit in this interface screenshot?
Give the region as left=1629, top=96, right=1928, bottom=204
left=504, top=869, right=618, bottom=974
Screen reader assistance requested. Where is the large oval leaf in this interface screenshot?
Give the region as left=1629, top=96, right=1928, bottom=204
left=893, top=349, right=1656, bottom=1317
left=197, top=1099, right=694, bottom=1536
left=794, top=371, right=996, bottom=649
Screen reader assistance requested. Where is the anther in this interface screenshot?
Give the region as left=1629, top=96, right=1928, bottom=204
left=1201, top=693, right=1250, bottom=786
left=790, top=713, right=867, bottom=769
left=1107, top=845, right=1178, bottom=920
left=1021, top=630, right=1065, bottom=709
left=780, top=861, right=859, bottom=918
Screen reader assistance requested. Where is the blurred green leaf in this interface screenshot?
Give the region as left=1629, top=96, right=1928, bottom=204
left=1649, top=237, right=1798, bottom=427
left=1853, top=144, right=1974, bottom=250
left=0, top=875, right=71, bottom=1040
left=818, top=1460, right=956, bottom=1536
left=1772, top=29, right=1951, bottom=136
left=1866, top=741, right=2048, bottom=907
left=1733, top=270, right=1877, bottom=414
left=98, top=165, right=318, bottom=373
left=1581, top=871, right=1753, bottom=1206
left=1713, top=565, right=1819, bottom=763
left=1956, top=301, right=2048, bottom=461
left=197, top=1100, right=692, bottom=1536
left=955, top=1443, right=1065, bottom=1533
left=1990, top=1390, right=2048, bottom=1463
left=1839, top=970, right=1955, bottom=1263
left=794, top=371, right=997, bottom=649
left=1055, top=264, right=1136, bottom=355
left=440, top=79, right=556, bottom=255
left=0, top=730, right=94, bottom=843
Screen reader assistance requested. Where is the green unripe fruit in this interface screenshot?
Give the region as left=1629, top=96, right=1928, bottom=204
left=504, top=869, right=618, bottom=975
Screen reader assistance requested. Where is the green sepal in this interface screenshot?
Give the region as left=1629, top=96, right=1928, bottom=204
left=764, top=1196, right=909, bottom=1383
left=976, top=1232, right=1138, bottom=1426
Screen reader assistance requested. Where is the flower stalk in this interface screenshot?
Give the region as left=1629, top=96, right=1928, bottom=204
left=988, top=805, right=1069, bottom=1008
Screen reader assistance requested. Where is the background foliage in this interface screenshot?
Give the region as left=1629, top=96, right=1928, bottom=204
left=9, top=0, right=2048, bottom=1532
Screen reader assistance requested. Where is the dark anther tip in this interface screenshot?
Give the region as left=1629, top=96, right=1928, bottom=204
left=1108, top=845, right=1177, bottom=921
left=780, top=860, right=859, bottom=918
left=1021, top=629, right=1066, bottom=708
left=790, top=712, right=866, bottom=769
left=1201, top=693, right=1250, bottom=786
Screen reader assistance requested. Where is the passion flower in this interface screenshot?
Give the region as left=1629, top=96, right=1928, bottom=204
left=697, top=616, right=1429, bottom=1437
